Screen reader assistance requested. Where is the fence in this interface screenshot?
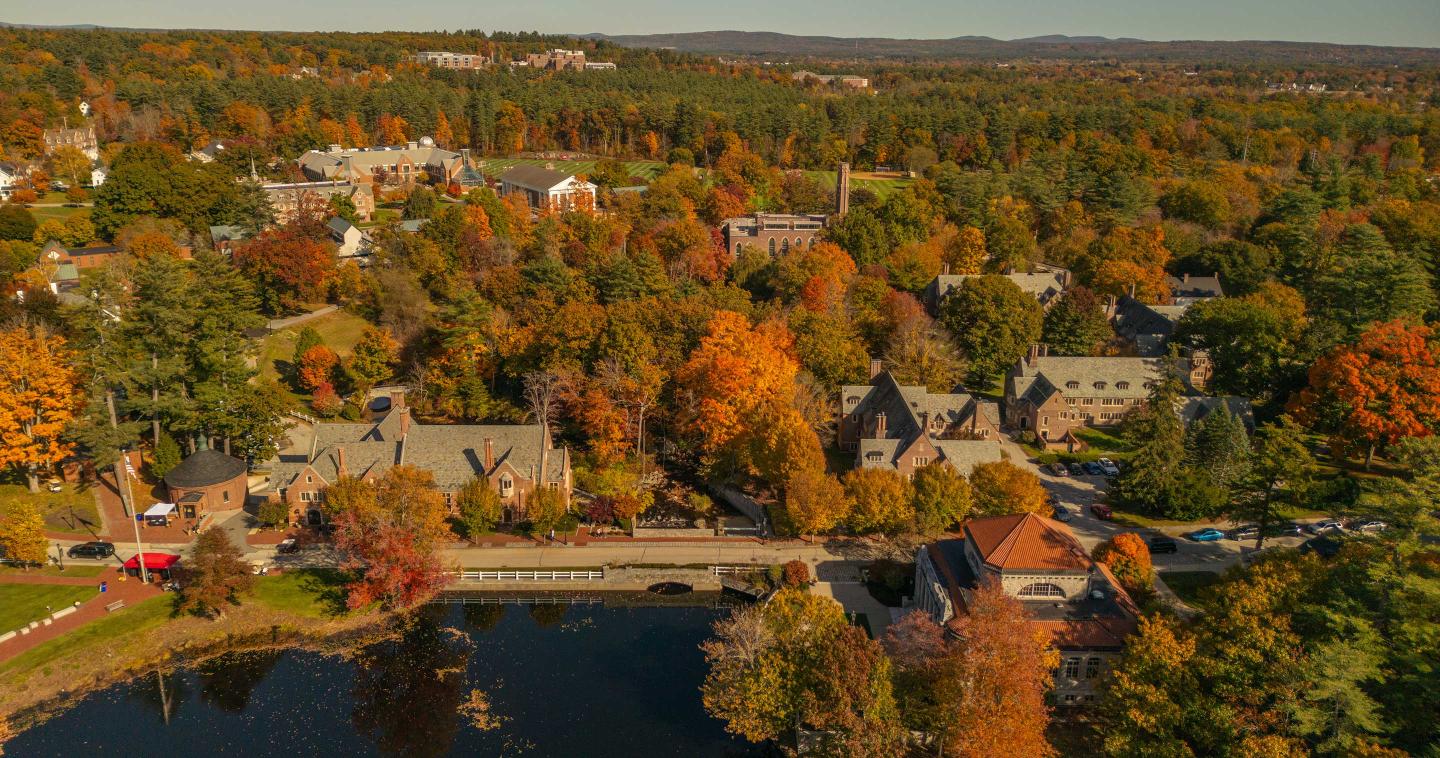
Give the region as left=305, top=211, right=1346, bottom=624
left=431, top=595, right=604, bottom=606
left=451, top=569, right=604, bottom=582
left=710, top=565, right=760, bottom=576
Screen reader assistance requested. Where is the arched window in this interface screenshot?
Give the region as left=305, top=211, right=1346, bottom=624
left=795, top=236, right=803, bottom=247
left=734, top=242, right=745, bottom=254
left=781, top=238, right=790, bottom=253
left=1018, top=582, right=1065, bottom=598
left=768, top=238, right=776, bottom=256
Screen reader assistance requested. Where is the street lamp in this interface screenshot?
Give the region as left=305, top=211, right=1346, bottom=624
left=54, top=542, right=64, bottom=571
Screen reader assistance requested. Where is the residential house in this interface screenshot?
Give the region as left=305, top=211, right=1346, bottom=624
left=263, top=392, right=571, bottom=527
left=297, top=139, right=466, bottom=186
left=913, top=513, right=1141, bottom=705
left=263, top=180, right=374, bottom=223
left=188, top=140, right=228, bottom=163
left=498, top=164, right=597, bottom=212
left=1107, top=295, right=1191, bottom=356
left=0, top=162, right=20, bottom=199
left=43, top=125, right=99, bottom=160
left=89, top=166, right=107, bottom=187
left=924, top=266, right=1071, bottom=313
left=208, top=225, right=250, bottom=255
left=327, top=217, right=372, bottom=262
left=1167, top=273, right=1224, bottom=306
left=1005, top=345, right=1211, bottom=448
left=720, top=213, right=828, bottom=257
left=839, top=362, right=1004, bottom=478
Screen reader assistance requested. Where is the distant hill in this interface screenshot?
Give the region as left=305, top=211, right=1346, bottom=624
left=584, top=30, right=1440, bottom=65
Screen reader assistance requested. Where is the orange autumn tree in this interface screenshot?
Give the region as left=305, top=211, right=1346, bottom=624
left=0, top=324, right=83, bottom=492
left=1290, top=320, right=1440, bottom=467
left=676, top=311, right=805, bottom=477
left=923, top=581, right=1058, bottom=757
left=1093, top=532, right=1154, bottom=593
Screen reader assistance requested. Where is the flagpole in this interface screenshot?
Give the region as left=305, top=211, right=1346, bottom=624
left=123, top=452, right=150, bottom=584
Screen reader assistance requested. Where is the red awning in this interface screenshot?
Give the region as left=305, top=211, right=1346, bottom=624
left=123, top=553, right=181, bottom=570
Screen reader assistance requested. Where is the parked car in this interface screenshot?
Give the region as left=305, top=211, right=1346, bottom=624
left=1068, top=462, right=1085, bottom=476
left=1048, top=462, right=1069, bottom=476
left=276, top=538, right=299, bottom=554
left=1354, top=520, right=1389, bottom=533
left=1147, top=536, right=1179, bottom=554
left=1307, top=519, right=1345, bottom=535
left=1083, top=461, right=1105, bottom=476
left=1264, top=522, right=1304, bottom=537
left=1097, top=458, right=1121, bottom=476
left=1227, top=524, right=1260, bottom=541
left=1187, top=528, right=1226, bottom=542
left=1090, top=503, right=1113, bottom=520
left=66, top=541, right=115, bottom=559
left=1052, top=505, right=1073, bottom=522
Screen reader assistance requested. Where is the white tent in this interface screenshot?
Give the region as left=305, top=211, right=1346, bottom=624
left=142, top=503, right=177, bottom=518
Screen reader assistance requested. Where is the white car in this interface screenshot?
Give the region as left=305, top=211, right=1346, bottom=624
left=1097, top=458, right=1120, bottom=476
left=1307, top=519, right=1345, bottom=535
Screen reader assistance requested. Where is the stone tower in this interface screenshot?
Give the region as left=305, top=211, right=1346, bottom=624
left=835, top=162, right=851, bottom=218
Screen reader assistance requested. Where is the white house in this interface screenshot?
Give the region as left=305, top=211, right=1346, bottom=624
left=327, top=217, right=372, bottom=263
left=0, top=162, right=20, bottom=199
left=90, top=166, right=107, bottom=187
left=498, top=164, right=597, bottom=212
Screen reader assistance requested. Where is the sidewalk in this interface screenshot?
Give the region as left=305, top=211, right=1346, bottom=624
left=0, top=572, right=163, bottom=663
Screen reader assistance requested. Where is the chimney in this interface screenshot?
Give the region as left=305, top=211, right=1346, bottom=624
left=919, top=411, right=929, bottom=435
left=406, top=140, right=418, bottom=150
left=1105, top=294, right=1118, bottom=320
left=835, top=162, right=851, bottom=218
left=875, top=411, right=887, bottom=439
left=389, top=389, right=406, bottom=412
left=484, top=438, right=494, bottom=470
left=399, top=406, right=411, bottom=438
left=1182, top=273, right=1190, bottom=284
left=1128, top=282, right=1137, bottom=299
left=1027, top=343, right=1042, bottom=364
left=869, top=357, right=884, bottom=379
left=336, top=445, right=348, bottom=478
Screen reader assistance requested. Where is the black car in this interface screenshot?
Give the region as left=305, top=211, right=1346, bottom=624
left=67, top=541, right=115, bottom=559
left=1147, top=536, right=1179, bottom=554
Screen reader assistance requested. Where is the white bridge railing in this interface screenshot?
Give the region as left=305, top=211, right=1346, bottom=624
left=452, top=569, right=604, bottom=582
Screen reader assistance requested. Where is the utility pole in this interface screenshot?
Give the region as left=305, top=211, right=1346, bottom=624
left=122, top=451, right=150, bottom=583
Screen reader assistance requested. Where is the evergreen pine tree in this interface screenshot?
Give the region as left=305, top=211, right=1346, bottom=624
left=151, top=430, right=182, bottom=479
left=1184, top=403, right=1252, bottom=489
left=124, top=250, right=195, bottom=446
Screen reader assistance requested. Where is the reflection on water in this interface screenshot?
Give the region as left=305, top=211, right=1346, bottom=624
left=8, top=593, right=761, bottom=757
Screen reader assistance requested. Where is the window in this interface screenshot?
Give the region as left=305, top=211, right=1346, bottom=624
left=499, top=475, right=514, bottom=496
left=1066, top=381, right=1080, bottom=390
left=846, top=396, right=860, bottom=406
left=548, top=482, right=559, bottom=489
left=222, top=491, right=230, bottom=503
left=781, top=238, right=790, bottom=253
left=768, top=238, right=776, bottom=255
left=1081, top=398, right=1094, bottom=406
left=980, top=429, right=990, bottom=438
left=1063, top=657, right=1081, bottom=679
left=300, top=491, right=313, bottom=502
left=1018, top=582, right=1065, bottom=598
left=306, top=475, right=313, bottom=483
left=1115, top=381, right=1130, bottom=390
left=1086, top=657, right=1102, bottom=678
left=913, top=457, right=930, bottom=467
left=1093, top=381, right=1107, bottom=390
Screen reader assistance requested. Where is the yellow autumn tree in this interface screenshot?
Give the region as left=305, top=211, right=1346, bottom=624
left=0, top=501, right=48, bottom=568
left=0, top=324, right=82, bottom=492
left=944, top=225, right=988, bottom=274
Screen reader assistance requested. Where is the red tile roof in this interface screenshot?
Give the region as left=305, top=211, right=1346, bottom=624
left=963, top=512, right=1091, bottom=572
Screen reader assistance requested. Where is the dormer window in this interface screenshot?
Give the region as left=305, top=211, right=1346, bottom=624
left=1066, top=381, right=1080, bottom=390
left=1093, top=381, right=1107, bottom=390
left=846, top=396, right=860, bottom=406
left=499, top=475, right=514, bottom=496
left=865, top=451, right=883, bottom=462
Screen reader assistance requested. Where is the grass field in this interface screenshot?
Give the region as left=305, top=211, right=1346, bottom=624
left=0, top=482, right=102, bottom=537
left=0, top=565, right=106, bottom=579
left=248, top=569, right=349, bottom=619
left=0, top=584, right=101, bottom=632
left=477, top=157, right=667, bottom=183
left=1159, top=570, right=1223, bottom=607
left=255, top=309, right=375, bottom=407
left=0, top=594, right=173, bottom=679
left=803, top=169, right=914, bottom=199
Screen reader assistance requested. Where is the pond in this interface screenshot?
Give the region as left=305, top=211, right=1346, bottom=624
left=7, top=593, right=763, bottom=757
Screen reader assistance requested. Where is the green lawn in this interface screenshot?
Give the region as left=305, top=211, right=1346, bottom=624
left=0, top=583, right=100, bottom=632
left=802, top=169, right=914, bottom=199
left=0, top=482, right=102, bottom=536
left=0, top=594, right=173, bottom=679
left=28, top=204, right=88, bottom=223
left=248, top=569, right=349, bottom=618
left=255, top=309, right=376, bottom=406
left=0, top=565, right=106, bottom=579
left=1159, top=570, right=1223, bottom=607
left=477, top=157, right=667, bottom=182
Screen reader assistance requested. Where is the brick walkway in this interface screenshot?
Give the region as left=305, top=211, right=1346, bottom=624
left=94, top=470, right=197, bottom=545
left=0, top=571, right=163, bottom=663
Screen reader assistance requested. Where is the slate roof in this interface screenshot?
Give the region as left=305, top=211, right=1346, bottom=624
left=846, top=370, right=1002, bottom=474
left=1010, top=355, right=1168, bottom=405
left=1167, top=274, right=1224, bottom=304
left=326, top=217, right=356, bottom=237
left=963, top=513, right=1093, bottom=572
left=1178, top=396, right=1254, bottom=428
left=264, top=409, right=567, bottom=493
left=499, top=164, right=591, bottom=192
left=298, top=144, right=463, bottom=180
left=164, top=449, right=248, bottom=488
left=929, top=271, right=1067, bottom=308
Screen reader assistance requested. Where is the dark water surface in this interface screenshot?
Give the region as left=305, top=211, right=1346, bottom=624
left=8, top=594, right=762, bottom=757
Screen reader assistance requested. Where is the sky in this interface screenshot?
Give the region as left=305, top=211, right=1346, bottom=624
left=2, top=0, right=1439, bottom=48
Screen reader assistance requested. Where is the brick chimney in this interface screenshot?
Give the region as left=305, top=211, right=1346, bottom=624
left=875, top=411, right=887, bottom=438
left=1105, top=294, right=1118, bottom=320
left=336, top=445, right=348, bottom=478
left=484, top=438, right=494, bottom=471
left=1027, top=343, right=1042, bottom=364
left=869, top=358, right=884, bottom=379
left=389, top=389, right=406, bottom=412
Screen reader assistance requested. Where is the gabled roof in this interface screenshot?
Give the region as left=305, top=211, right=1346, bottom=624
left=326, top=217, right=356, bottom=237
left=1167, top=274, right=1224, bottom=303
left=963, top=513, right=1092, bottom=572
left=931, top=271, right=1068, bottom=306
left=499, top=164, right=592, bottom=192
left=1010, top=355, right=1169, bottom=402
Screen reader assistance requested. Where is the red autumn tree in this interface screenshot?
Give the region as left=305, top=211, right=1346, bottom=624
left=330, top=466, right=451, bottom=610
left=233, top=228, right=336, bottom=313
left=1093, top=532, right=1153, bottom=593
left=1290, top=320, right=1440, bottom=467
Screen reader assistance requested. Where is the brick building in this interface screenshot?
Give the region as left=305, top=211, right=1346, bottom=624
left=720, top=213, right=828, bottom=257
left=163, top=449, right=248, bottom=521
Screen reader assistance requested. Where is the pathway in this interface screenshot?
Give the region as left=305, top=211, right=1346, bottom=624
left=0, top=572, right=162, bottom=663
left=266, top=304, right=339, bottom=332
